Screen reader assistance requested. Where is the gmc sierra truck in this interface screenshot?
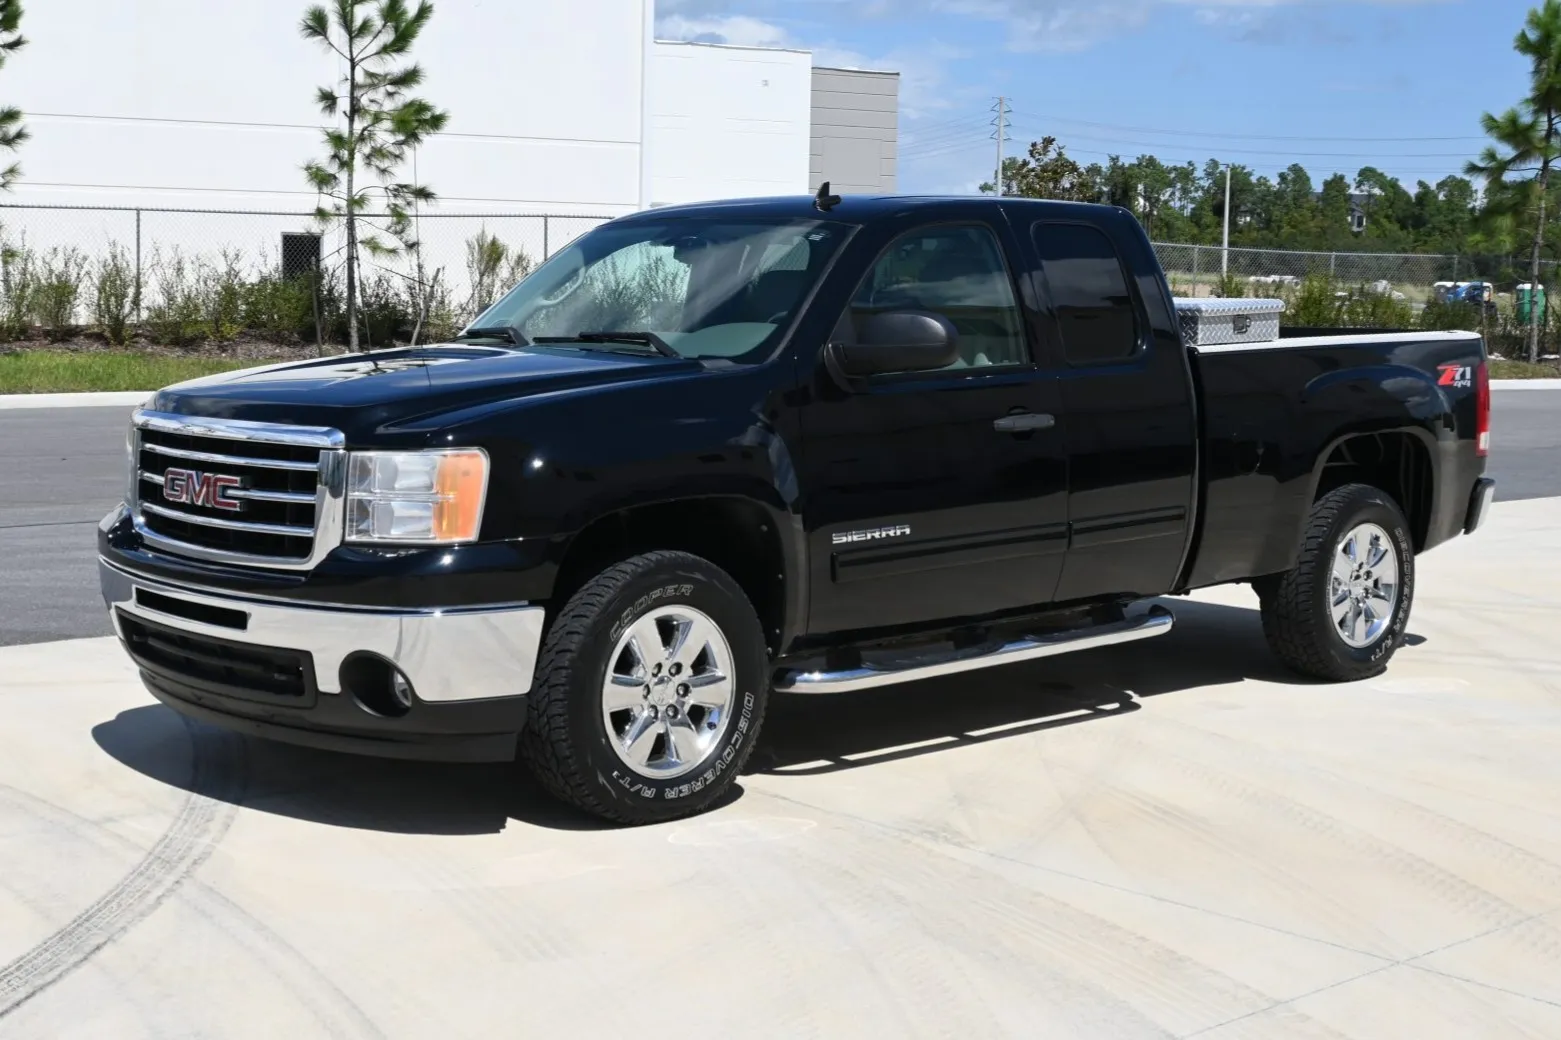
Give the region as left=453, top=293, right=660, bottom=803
left=98, top=192, right=1495, bottom=824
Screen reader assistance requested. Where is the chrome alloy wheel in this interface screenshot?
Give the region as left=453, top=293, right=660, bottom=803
left=601, top=605, right=736, bottom=780
left=1330, top=522, right=1400, bottom=649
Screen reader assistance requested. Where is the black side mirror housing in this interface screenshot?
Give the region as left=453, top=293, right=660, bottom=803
left=827, top=311, right=960, bottom=379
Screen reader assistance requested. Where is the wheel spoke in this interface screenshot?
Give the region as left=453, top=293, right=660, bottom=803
left=1350, top=602, right=1369, bottom=644
left=1366, top=538, right=1390, bottom=569
left=1343, top=533, right=1360, bottom=565
left=1332, top=551, right=1355, bottom=585
left=685, top=671, right=732, bottom=709
left=668, top=614, right=715, bottom=671
left=664, top=714, right=702, bottom=765
left=621, top=710, right=661, bottom=767
left=603, top=674, right=646, bottom=713
left=628, top=615, right=670, bottom=667
left=1368, top=583, right=1396, bottom=609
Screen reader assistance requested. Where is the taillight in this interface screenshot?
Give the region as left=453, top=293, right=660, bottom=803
left=1474, top=359, right=1490, bottom=457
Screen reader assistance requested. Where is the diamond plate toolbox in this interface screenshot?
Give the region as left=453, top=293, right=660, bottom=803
left=1174, top=297, right=1284, bottom=347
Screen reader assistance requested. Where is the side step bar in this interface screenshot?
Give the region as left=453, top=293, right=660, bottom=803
left=773, top=605, right=1174, bottom=695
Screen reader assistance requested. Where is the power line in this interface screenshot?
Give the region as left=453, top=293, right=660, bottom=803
left=11, top=179, right=632, bottom=207
left=1009, top=110, right=1488, bottom=144
left=1004, top=123, right=1474, bottom=159
left=26, top=110, right=639, bottom=147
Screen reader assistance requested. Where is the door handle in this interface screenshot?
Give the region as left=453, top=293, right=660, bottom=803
left=993, top=413, right=1055, bottom=433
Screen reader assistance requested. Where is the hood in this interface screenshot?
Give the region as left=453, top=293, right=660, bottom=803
left=146, top=343, right=699, bottom=440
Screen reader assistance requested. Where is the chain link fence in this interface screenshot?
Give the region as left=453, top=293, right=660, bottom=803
left=2, top=203, right=1557, bottom=358
left=0, top=203, right=615, bottom=348
left=1152, top=242, right=1560, bottom=306
left=1153, top=241, right=1561, bottom=360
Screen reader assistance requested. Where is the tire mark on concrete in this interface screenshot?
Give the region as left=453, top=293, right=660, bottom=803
left=0, top=720, right=245, bottom=1018
left=0, top=725, right=383, bottom=1037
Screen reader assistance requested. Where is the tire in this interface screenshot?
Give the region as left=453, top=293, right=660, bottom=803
left=1258, top=483, right=1416, bottom=682
left=518, top=550, right=770, bottom=825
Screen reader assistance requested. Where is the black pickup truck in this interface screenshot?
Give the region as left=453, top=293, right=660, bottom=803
left=98, top=192, right=1495, bottom=823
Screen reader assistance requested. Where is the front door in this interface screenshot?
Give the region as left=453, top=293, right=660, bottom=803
left=798, top=216, right=1069, bottom=640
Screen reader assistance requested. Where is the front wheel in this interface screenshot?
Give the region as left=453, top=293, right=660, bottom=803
left=518, top=551, right=770, bottom=824
left=1258, top=483, right=1416, bottom=682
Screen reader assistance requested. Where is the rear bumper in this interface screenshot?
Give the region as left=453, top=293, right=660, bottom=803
left=1464, top=477, right=1496, bottom=535
left=100, top=557, right=545, bottom=762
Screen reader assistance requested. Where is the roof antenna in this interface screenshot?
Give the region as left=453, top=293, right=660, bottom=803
left=814, top=180, right=842, bottom=212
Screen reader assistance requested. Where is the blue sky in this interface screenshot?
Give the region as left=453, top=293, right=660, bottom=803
left=656, top=0, right=1537, bottom=196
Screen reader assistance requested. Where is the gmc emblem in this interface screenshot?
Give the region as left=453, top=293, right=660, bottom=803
left=163, top=467, right=245, bottom=512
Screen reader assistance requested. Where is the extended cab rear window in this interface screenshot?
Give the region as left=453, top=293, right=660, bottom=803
left=1031, top=223, right=1140, bottom=364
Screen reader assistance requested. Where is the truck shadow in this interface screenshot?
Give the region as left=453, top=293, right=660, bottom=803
left=90, top=709, right=652, bottom=836
left=90, top=598, right=1397, bottom=834
left=749, top=598, right=1334, bottom=777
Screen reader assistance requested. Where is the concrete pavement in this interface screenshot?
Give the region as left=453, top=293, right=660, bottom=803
left=0, top=497, right=1558, bottom=1038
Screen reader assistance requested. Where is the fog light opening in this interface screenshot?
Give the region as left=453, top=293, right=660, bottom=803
left=340, top=653, right=415, bottom=719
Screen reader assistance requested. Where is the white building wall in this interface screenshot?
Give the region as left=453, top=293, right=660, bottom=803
left=6, top=0, right=652, bottom=216
left=646, top=41, right=812, bottom=208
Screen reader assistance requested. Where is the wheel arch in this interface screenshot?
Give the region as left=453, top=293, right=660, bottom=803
left=551, top=494, right=804, bottom=657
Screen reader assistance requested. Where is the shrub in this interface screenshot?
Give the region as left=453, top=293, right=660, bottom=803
left=244, top=270, right=317, bottom=343
left=1340, top=285, right=1414, bottom=329
left=1418, top=298, right=1484, bottom=332
left=1281, top=273, right=1344, bottom=327
left=31, top=246, right=89, bottom=338
left=0, top=234, right=36, bottom=341
left=464, top=229, right=536, bottom=323
left=356, top=270, right=417, bottom=348
left=144, top=248, right=207, bottom=347
left=1211, top=272, right=1247, bottom=298
left=199, top=249, right=247, bottom=341
left=93, top=244, right=137, bottom=345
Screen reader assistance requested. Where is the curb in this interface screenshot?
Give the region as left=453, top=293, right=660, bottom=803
left=0, top=391, right=152, bottom=410
left=1492, top=379, right=1561, bottom=390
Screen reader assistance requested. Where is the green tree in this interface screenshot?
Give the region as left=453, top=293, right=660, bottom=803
left=1467, top=0, right=1561, bottom=362
left=302, top=0, right=449, bottom=352
left=988, top=137, right=1098, bottom=202
left=0, top=0, right=27, bottom=190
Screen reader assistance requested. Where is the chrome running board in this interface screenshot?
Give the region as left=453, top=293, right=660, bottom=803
left=773, top=605, right=1174, bottom=695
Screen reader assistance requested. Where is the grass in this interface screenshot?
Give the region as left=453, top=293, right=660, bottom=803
left=1490, top=358, right=1561, bottom=380
left=0, top=350, right=279, bottom=393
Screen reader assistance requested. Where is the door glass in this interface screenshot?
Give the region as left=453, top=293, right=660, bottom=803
left=847, top=224, right=1029, bottom=369
left=1031, top=222, right=1140, bottom=364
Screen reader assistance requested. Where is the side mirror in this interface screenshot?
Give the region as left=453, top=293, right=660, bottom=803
left=827, top=310, right=960, bottom=378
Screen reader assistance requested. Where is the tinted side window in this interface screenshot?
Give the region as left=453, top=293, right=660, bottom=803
left=1032, top=223, right=1139, bottom=364
left=846, top=224, right=1029, bottom=369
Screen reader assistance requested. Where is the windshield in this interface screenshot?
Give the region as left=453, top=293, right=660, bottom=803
left=466, top=216, right=850, bottom=363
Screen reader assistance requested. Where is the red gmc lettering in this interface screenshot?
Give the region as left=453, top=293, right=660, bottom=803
left=162, top=468, right=244, bottom=512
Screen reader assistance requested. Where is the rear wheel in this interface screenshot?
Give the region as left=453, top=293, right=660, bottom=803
left=1258, top=483, right=1416, bottom=682
left=518, top=551, right=770, bottom=824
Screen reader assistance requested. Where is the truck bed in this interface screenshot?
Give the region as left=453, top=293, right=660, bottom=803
left=1182, top=328, right=1488, bottom=590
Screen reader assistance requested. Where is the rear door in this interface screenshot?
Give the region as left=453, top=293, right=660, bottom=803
left=798, top=209, right=1069, bottom=638
left=1027, top=217, right=1197, bottom=602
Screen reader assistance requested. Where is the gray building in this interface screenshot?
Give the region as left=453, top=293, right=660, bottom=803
left=810, top=66, right=900, bottom=195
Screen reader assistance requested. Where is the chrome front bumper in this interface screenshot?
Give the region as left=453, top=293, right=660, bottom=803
left=99, top=558, right=545, bottom=704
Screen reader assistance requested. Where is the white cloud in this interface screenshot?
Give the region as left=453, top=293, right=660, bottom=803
left=654, top=13, right=794, bottom=48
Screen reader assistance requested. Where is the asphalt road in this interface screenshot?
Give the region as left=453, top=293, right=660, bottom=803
left=1, top=390, right=1557, bottom=647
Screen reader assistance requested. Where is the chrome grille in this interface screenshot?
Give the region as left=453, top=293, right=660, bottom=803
left=129, top=410, right=346, bottom=570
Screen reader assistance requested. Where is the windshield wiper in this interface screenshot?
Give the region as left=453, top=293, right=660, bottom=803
left=455, top=326, right=529, bottom=346
left=534, top=331, right=680, bottom=358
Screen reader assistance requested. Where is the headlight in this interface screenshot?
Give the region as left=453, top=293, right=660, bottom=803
left=345, top=449, right=489, bottom=544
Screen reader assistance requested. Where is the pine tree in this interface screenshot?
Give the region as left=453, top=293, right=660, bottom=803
left=302, top=0, right=449, bottom=351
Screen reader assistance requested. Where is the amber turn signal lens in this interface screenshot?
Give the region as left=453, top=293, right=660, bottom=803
left=433, top=450, right=488, bottom=542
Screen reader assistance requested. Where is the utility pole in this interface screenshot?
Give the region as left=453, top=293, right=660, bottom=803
left=990, top=97, right=1010, bottom=196
left=1222, top=162, right=1232, bottom=280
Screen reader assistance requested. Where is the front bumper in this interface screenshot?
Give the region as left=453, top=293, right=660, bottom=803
left=100, top=558, right=546, bottom=762
left=1464, top=477, right=1496, bottom=535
